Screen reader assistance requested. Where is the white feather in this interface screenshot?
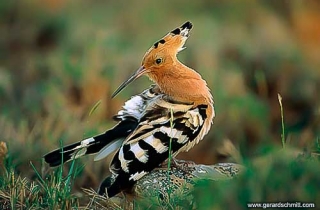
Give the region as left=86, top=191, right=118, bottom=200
left=119, top=146, right=132, bottom=172
left=144, top=135, right=168, bottom=154
left=94, top=139, right=123, bottom=161
left=129, top=171, right=148, bottom=181
left=118, top=96, right=145, bottom=119
left=130, top=143, right=148, bottom=163
left=71, top=137, right=95, bottom=151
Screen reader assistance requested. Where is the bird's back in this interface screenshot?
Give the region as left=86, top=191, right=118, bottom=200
left=99, top=83, right=213, bottom=197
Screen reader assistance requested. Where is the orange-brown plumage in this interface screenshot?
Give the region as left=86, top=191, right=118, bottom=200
left=141, top=22, right=212, bottom=104
left=44, top=21, right=215, bottom=198
left=113, top=21, right=214, bottom=127
left=117, top=21, right=214, bottom=145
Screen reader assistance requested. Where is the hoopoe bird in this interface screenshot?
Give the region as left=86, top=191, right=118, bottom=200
left=44, top=21, right=214, bottom=198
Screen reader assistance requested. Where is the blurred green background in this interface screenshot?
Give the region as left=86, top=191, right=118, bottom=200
left=0, top=0, right=319, bottom=207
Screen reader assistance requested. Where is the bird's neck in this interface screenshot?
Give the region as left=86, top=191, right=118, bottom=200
left=149, top=62, right=213, bottom=106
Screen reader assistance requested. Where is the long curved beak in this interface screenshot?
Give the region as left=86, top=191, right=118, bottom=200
left=111, top=66, right=146, bottom=98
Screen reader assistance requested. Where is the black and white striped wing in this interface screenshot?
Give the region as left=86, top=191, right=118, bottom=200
left=93, top=86, right=159, bottom=161
left=109, top=97, right=209, bottom=182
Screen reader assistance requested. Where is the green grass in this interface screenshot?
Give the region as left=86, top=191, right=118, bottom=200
left=1, top=140, right=320, bottom=209
left=0, top=158, right=79, bottom=209
left=194, top=149, right=320, bottom=210
left=0, top=144, right=120, bottom=209
left=166, top=108, right=175, bottom=203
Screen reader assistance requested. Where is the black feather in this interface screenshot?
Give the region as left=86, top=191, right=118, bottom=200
left=43, top=120, right=138, bottom=167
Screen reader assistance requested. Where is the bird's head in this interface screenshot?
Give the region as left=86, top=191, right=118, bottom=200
left=112, top=21, right=193, bottom=98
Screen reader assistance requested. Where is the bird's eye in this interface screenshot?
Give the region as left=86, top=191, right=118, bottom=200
left=155, top=58, right=163, bottom=64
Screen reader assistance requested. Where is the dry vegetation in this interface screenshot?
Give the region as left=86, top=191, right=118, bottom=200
left=0, top=0, right=320, bottom=209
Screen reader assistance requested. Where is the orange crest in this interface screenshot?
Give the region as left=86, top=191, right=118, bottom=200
left=112, top=21, right=194, bottom=98
left=144, top=21, right=193, bottom=58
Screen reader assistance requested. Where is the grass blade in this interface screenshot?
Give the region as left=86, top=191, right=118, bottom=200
left=89, top=100, right=102, bottom=117
left=278, top=93, right=286, bottom=148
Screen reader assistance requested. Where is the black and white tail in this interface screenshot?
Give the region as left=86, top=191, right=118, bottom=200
left=43, top=120, right=137, bottom=167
